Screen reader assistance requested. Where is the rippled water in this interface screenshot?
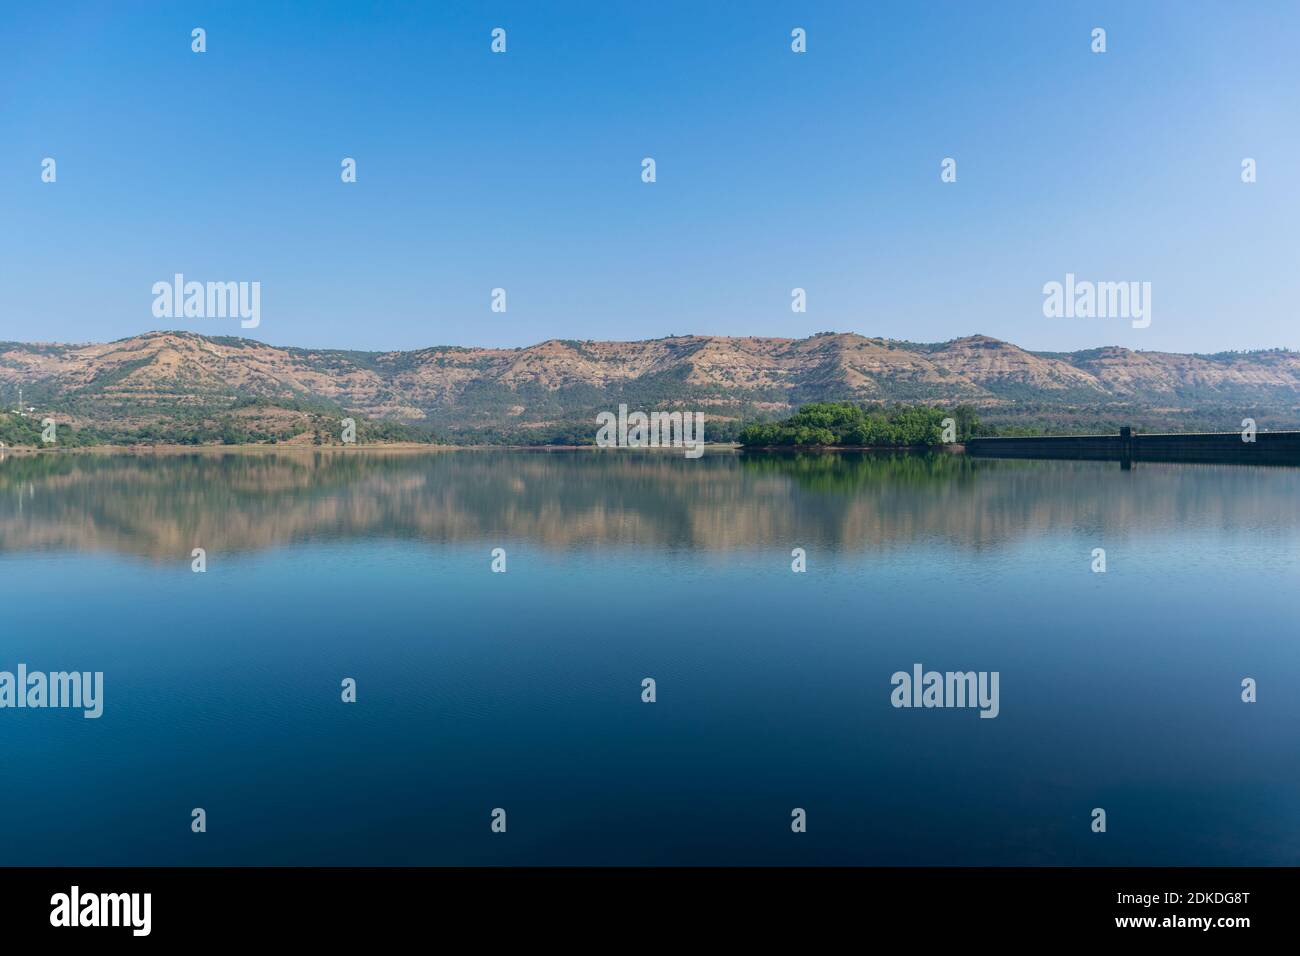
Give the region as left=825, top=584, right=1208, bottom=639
left=1, top=448, right=1296, bottom=864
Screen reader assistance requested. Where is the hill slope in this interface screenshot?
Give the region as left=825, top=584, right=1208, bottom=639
left=2, top=330, right=1298, bottom=444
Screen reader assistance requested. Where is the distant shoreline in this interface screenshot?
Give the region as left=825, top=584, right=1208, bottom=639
left=739, top=443, right=964, bottom=453
left=0, top=442, right=454, bottom=455
left=0, top=441, right=961, bottom=454
left=0, top=442, right=748, bottom=455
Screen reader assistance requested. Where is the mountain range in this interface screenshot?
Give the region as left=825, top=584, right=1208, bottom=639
left=2, top=330, right=1298, bottom=444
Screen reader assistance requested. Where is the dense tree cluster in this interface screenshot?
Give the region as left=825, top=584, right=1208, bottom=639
left=738, top=402, right=981, bottom=447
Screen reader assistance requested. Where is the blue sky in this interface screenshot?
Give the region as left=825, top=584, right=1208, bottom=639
left=2, top=1, right=1297, bottom=353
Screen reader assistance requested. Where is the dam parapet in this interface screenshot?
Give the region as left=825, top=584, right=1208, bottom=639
left=965, top=428, right=1300, bottom=466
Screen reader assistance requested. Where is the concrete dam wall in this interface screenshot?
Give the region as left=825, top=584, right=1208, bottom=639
left=965, top=428, right=1300, bottom=465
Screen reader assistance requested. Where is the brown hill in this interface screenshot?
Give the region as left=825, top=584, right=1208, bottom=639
left=2, top=330, right=1298, bottom=441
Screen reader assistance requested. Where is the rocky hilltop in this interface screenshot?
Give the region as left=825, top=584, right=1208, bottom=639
left=1, top=330, right=1297, bottom=444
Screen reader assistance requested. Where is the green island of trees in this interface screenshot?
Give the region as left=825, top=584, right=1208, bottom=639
left=738, top=402, right=981, bottom=447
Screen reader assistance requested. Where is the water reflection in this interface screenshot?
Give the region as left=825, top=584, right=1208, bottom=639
left=1, top=448, right=1298, bottom=559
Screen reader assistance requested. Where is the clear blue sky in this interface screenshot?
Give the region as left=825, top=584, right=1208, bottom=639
left=2, top=1, right=1297, bottom=354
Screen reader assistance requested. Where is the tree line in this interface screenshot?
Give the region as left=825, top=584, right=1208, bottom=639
left=738, top=402, right=983, bottom=447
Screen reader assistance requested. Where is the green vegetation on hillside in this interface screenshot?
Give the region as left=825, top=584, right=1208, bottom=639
left=738, top=402, right=982, bottom=447
left=0, top=413, right=101, bottom=448
left=0, top=400, right=435, bottom=449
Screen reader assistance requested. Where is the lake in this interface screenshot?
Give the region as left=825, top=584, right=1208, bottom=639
left=1, top=448, right=1296, bottom=865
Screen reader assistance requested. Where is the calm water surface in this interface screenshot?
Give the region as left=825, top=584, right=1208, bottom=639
left=1, top=448, right=1297, bottom=865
